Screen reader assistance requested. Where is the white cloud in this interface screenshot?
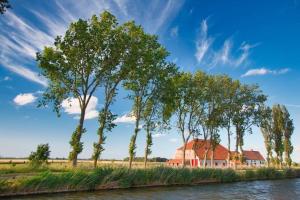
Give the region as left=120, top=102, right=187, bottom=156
left=170, top=26, right=178, bottom=37
left=13, top=93, right=37, bottom=106
left=242, top=68, right=290, bottom=77
left=169, top=138, right=178, bottom=143
left=152, top=133, right=166, bottom=138
left=61, top=96, right=99, bottom=120
left=113, top=112, right=136, bottom=124
left=195, top=19, right=213, bottom=63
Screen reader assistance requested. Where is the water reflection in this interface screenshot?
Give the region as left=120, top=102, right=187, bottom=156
left=8, top=178, right=300, bottom=200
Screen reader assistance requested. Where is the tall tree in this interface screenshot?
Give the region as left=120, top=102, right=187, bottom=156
left=204, top=75, right=225, bottom=168
left=92, top=18, right=132, bottom=168
left=281, top=105, right=294, bottom=167
left=172, top=72, right=206, bottom=167
left=232, top=84, right=267, bottom=165
left=0, top=0, right=11, bottom=14
left=123, top=25, right=170, bottom=169
left=37, top=12, right=120, bottom=167
left=272, top=104, right=285, bottom=168
left=222, top=78, right=240, bottom=167
left=142, top=65, right=177, bottom=168
left=260, top=106, right=273, bottom=167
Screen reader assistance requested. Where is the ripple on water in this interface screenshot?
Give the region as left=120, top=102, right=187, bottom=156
left=8, top=178, right=300, bottom=200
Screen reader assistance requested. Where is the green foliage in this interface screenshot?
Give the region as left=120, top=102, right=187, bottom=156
left=28, top=144, right=50, bottom=167
left=255, top=168, right=283, bottom=179
left=0, top=0, right=11, bottom=14
left=69, top=127, right=86, bottom=161
left=37, top=11, right=125, bottom=166
left=121, top=23, right=175, bottom=168
left=1, top=167, right=300, bottom=195
left=261, top=105, right=294, bottom=168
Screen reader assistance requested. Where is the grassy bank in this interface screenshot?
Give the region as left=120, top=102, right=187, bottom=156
left=0, top=167, right=300, bottom=197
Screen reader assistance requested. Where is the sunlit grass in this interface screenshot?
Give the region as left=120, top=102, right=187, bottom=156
left=0, top=166, right=299, bottom=196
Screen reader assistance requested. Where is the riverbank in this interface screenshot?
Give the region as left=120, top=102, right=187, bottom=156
left=1, top=167, right=300, bottom=197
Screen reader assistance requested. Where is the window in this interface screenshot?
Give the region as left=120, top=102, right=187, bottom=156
left=215, top=162, right=218, bottom=166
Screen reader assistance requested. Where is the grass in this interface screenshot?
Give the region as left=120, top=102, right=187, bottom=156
left=0, top=160, right=164, bottom=175
left=1, top=166, right=299, bottom=196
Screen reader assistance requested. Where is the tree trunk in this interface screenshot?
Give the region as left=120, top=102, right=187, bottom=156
left=227, top=127, right=231, bottom=168
left=182, top=142, right=187, bottom=167
left=144, top=128, right=151, bottom=168
left=266, top=152, right=270, bottom=168
left=129, top=119, right=140, bottom=169
left=279, top=154, right=283, bottom=169
left=93, top=105, right=108, bottom=168
left=211, top=149, right=214, bottom=168
left=234, top=127, right=239, bottom=170
left=239, top=142, right=244, bottom=164
left=70, top=106, right=86, bottom=167
left=93, top=122, right=105, bottom=168
left=203, top=149, right=209, bottom=169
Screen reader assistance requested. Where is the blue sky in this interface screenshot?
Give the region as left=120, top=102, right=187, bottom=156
left=0, top=0, right=299, bottom=162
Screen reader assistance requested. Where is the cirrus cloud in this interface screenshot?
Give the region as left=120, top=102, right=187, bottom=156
left=241, top=68, right=290, bottom=77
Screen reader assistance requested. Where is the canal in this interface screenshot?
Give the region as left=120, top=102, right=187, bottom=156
left=8, top=178, right=300, bottom=200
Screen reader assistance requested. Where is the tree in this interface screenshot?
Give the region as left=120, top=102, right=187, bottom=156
left=123, top=24, right=170, bottom=169
left=260, top=106, right=273, bottom=167
left=222, top=78, right=240, bottom=167
left=272, top=104, right=285, bottom=168
left=232, top=84, right=267, bottom=165
left=29, top=144, right=50, bottom=167
left=0, top=0, right=11, bottom=14
left=37, top=12, right=121, bottom=167
left=142, top=65, right=177, bottom=168
left=172, top=72, right=206, bottom=167
left=202, top=75, right=225, bottom=168
left=281, top=105, right=294, bottom=167
left=91, top=15, right=131, bottom=168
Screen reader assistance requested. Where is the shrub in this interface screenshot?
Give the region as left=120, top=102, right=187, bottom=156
left=244, top=169, right=255, bottom=180
left=29, top=144, right=50, bottom=167
left=256, top=168, right=282, bottom=179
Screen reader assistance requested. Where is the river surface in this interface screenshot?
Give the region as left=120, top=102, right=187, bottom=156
left=7, top=178, right=300, bottom=200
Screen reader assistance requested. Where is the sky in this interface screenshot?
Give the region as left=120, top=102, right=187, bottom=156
left=0, top=0, right=299, bottom=162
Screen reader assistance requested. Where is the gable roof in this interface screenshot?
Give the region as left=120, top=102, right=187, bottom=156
left=177, top=139, right=229, bottom=160
left=243, top=150, right=265, bottom=161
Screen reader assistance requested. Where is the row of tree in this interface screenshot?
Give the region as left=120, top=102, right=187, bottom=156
left=37, top=11, right=176, bottom=168
left=37, top=11, right=294, bottom=168
left=261, top=104, right=294, bottom=168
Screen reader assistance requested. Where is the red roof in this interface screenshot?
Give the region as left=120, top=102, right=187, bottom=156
left=177, top=139, right=230, bottom=160
left=243, top=150, right=265, bottom=161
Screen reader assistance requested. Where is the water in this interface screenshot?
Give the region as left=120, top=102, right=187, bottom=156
left=7, top=178, right=300, bottom=200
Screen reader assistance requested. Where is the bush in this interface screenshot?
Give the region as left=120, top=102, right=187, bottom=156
left=256, top=168, right=282, bottom=179
left=28, top=144, right=50, bottom=167
left=244, top=169, right=255, bottom=180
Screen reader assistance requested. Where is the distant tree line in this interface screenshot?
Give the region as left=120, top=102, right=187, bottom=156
left=123, top=157, right=168, bottom=162
left=36, top=11, right=294, bottom=169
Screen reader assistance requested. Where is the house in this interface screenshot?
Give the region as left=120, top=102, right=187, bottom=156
left=243, top=150, right=265, bottom=167
left=167, top=139, right=265, bottom=168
